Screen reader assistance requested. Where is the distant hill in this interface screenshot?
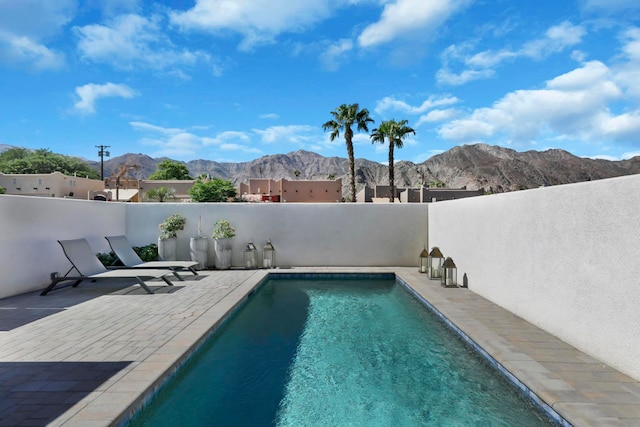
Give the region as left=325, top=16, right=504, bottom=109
left=93, top=144, right=640, bottom=195
left=3, top=143, right=639, bottom=196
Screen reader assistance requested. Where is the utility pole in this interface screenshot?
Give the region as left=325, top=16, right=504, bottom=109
left=96, top=145, right=110, bottom=180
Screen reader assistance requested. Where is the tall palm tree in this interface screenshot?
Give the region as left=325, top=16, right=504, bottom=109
left=370, top=119, right=415, bottom=202
left=323, top=104, right=374, bottom=202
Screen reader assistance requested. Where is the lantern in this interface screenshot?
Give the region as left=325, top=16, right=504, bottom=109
left=440, top=257, right=457, bottom=287
left=428, top=247, right=444, bottom=279
left=418, top=248, right=429, bottom=273
left=262, top=240, right=275, bottom=268
left=244, top=242, right=257, bottom=269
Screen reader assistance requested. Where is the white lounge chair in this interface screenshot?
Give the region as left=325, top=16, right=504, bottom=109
left=41, top=238, right=175, bottom=295
left=105, top=235, right=199, bottom=280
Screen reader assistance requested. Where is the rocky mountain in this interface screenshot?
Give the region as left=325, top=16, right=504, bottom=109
left=94, top=144, right=640, bottom=196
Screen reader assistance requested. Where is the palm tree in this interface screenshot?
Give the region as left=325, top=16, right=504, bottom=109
left=145, top=186, right=176, bottom=202
left=323, top=104, right=374, bottom=202
left=111, top=163, right=140, bottom=201
left=370, top=119, right=415, bottom=202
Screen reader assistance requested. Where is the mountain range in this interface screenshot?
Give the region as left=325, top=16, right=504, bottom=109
left=3, top=143, right=639, bottom=196
left=91, top=144, right=640, bottom=196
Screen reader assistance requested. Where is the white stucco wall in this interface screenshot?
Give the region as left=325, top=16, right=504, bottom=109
left=0, top=195, right=125, bottom=299
left=0, top=198, right=428, bottom=298
left=428, top=174, right=640, bottom=381
left=125, top=203, right=429, bottom=268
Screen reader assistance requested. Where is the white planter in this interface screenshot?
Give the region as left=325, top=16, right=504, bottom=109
left=214, top=238, right=232, bottom=270
left=190, top=237, right=208, bottom=270
left=158, top=237, right=177, bottom=261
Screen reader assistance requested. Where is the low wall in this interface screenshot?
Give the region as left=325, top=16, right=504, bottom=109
left=428, top=174, right=640, bottom=381
left=0, top=197, right=428, bottom=298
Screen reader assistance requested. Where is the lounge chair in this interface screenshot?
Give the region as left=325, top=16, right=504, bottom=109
left=105, top=235, right=199, bottom=280
left=41, top=238, right=176, bottom=296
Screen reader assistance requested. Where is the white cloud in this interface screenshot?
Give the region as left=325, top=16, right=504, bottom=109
left=416, top=108, right=459, bottom=126
left=131, top=122, right=256, bottom=159
left=581, top=0, right=640, bottom=13
left=0, top=0, right=74, bottom=70
left=319, top=39, right=354, bottom=71
left=375, top=95, right=459, bottom=115
left=0, top=0, right=76, bottom=39
left=130, top=121, right=182, bottom=135
left=358, top=0, right=469, bottom=48
left=0, top=32, right=65, bottom=70
left=437, top=21, right=586, bottom=86
left=613, top=28, right=640, bottom=98
left=74, top=14, right=211, bottom=73
left=74, top=82, right=137, bottom=114
left=435, top=68, right=495, bottom=86
left=202, top=131, right=251, bottom=146
left=521, top=21, right=586, bottom=59
left=170, top=0, right=335, bottom=51
left=437, top=60, right=640, bottom=148
left=253, top=125, right=317, bottom=144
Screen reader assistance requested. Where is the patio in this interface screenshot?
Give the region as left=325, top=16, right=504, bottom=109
left=1, top=268, right=639, bottom=426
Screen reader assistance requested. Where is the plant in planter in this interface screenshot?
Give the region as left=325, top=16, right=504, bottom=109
left=158, top=214, right=186, bottom=261
left=211, top=219, right=235, bottom=269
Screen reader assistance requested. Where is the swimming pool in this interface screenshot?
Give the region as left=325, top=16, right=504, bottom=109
left=129, top=275, right=558, bottom=426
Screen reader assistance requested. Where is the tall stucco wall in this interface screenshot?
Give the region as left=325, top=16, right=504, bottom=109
left=125, top=203, right=429, bottom=268
left=0, top=195, right=126, bottom=299
left=428, top=174, right=640, bottom=381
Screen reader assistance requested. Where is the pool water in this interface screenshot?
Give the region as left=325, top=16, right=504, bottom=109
left=129, top=277, right=556, bottom=426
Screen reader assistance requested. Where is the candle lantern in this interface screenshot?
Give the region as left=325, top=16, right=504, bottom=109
left=440, top=257, right=457, bottom=287
left=262, top=240, right=275, bottom=268
left=427, top=247, right=444, bottom=279
left=418, top=248, right=429, bottom=273
left=244, top=242, right=257, bottom=269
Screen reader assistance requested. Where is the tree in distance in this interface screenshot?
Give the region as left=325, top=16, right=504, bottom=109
left=0, top=148, right=100, bottom=179
left=148, top=160, right=192, bottom=180
left=145, top=186, right=176, bottom=202
left=370, top=119, right=415, bottom=202
left=323, top=103, right=374, bottom=202
left=188, top=177, right=237, bottom=202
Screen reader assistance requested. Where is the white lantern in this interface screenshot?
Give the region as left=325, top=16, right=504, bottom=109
left=419, top=248, right=429, bottom=273
left=440, top=257, right=457, bottom=287
left=244, top=242, right=257, bottom=269
left=428, top=247, right=444, bottom=279
left=262, top=240, right=275, bottom=268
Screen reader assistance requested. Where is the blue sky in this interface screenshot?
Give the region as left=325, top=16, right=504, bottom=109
left=1, top=0, right=640, bottom=165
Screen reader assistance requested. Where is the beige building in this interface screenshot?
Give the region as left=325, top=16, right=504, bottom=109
left=104, top=178, right=197, bottom=202
left=239, top=178, right=343, bottom=203
left=0, top=172, right=105, bottom=200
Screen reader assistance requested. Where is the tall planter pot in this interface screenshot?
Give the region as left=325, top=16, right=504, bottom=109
left=213, top=238, right=232, bottom=270
left=190, top=237, right=208, bottom=270
left=158, top=237, right=177, bottom=261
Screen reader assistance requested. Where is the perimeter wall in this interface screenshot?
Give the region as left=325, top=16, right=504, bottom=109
left=0, top=197, right=428, bottom=299
left=428, top=174, right=640, bottom=381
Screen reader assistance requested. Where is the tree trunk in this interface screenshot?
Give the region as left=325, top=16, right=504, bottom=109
left=389, top=139, right=395, bottom=203
left=346, top=128, right=356, bottom=202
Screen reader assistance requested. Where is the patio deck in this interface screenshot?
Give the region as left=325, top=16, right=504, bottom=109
left=0, top=268, right=639, bottom=426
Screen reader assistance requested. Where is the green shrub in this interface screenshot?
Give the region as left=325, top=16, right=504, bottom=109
left=97, top=243, right=159, bottom=266
left=134, top=243, right=159, bottom=262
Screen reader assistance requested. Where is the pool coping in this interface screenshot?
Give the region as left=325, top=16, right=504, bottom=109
left=396, top=275, right=570, bottom=426
left=1, top=267, right=639, bottom=426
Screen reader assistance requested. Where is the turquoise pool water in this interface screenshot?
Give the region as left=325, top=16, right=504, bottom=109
left=129, top=276, right=556, bottom=426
